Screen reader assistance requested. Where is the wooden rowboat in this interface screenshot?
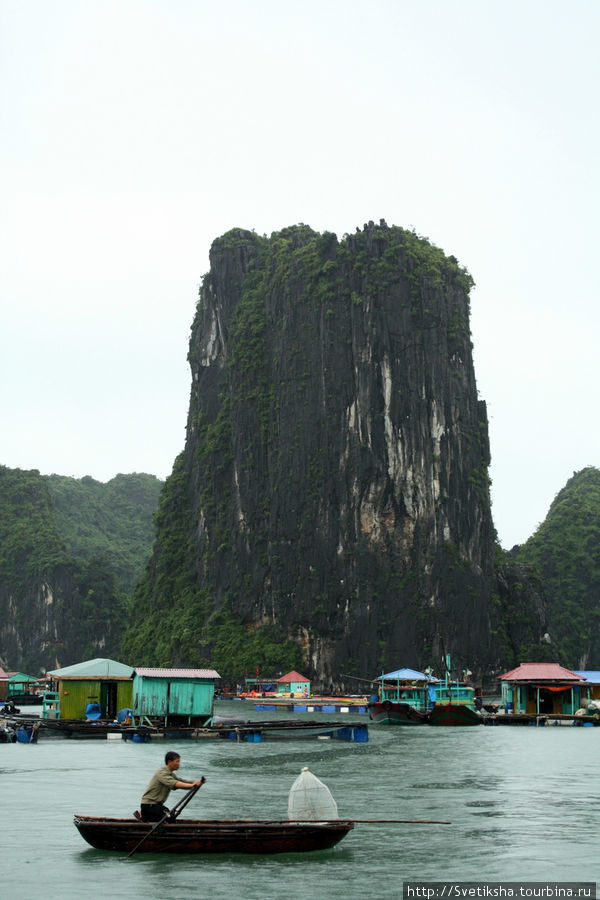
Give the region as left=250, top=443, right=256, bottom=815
left=73, top=815, right=354, bottom=854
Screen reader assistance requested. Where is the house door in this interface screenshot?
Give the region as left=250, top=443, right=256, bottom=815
left=538, top=689, right=554, bottom=714
left=101, top=682, right=118, bottom=719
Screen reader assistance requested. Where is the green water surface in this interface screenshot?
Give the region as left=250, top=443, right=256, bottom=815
left=2, top=703, right=598, bottom=899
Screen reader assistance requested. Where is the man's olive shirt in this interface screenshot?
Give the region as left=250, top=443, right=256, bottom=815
left=141, top=765, right=181, bottom=805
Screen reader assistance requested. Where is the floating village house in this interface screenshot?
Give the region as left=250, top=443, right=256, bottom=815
left=46, top=657, right=134, bottom=720
left=275, top=670, right=311, bottom=697
left=241, top=670, right=310, bottom=697
left=8, top=672, right=39, bottom=698
left=499, top=662, right=585, bottom=715
left=132, top=667, right=221, bottom=727
left=44, top=659, right=221, bottom=724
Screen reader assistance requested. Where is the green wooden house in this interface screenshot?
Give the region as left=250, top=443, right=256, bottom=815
left=47, top=657, right=134, bottom=720
left=132, top=667, right=221, bottom=727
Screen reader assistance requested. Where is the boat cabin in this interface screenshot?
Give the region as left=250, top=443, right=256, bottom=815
left=46, top=657, right=135, bottom=720
left=375, top=668, right=437, bottom=714
left=132, top=667, right=220, bottom=727
left=435, top=682, right=478, bottom=707
left=498, top=662, right=584, bottom=715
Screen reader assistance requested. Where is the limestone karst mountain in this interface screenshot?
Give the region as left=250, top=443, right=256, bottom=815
left=123, top=222, right=503, bottom=684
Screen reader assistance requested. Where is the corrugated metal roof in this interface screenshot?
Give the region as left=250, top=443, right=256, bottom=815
left=48, top=657, right=134, bottom=679
left=379, top=667, right=435, bottom=682
left=0, top=667, right=9, bottom=681
left=574, top=670, right=600, bottom=684
left=135, top=667, right=221, bottom=679
left=276, top=670, right=309, bottom=683
left=499, top=662, right=583, bottom=682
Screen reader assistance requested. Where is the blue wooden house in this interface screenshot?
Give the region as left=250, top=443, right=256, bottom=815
left=574, top=671, right=600, bottom=703
left=132, top=667, right=221, bottom=727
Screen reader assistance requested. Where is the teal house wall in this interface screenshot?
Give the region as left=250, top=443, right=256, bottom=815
left=132, top=667, right=221, bottom=725
left=8, top=672, right=38, bottom=696
left=275, top=670, right=311, bottom=696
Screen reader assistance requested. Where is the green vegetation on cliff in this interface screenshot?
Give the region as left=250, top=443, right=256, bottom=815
left=121, top=456, right=302, bottom=675
left=45, top=472, right=162, bottom=597
left=490, top=544, right=550, bottom=670
left=513, top=467, right=600, bottom=667
left=122, top=221, right=498, bottom=682
left=0, top=467, right=161, bottom=671
left=0, top=467, right=69, bottom=586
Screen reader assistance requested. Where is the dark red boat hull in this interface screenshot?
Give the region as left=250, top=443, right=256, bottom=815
left=368, top=701, right=429, bottom=725
left=73, top=816, right=353, bottom=854
left=427, top=703, right=482, bottom=726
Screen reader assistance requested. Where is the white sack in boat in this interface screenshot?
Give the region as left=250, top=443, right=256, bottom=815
left=288, top=766, right=338, bottom=820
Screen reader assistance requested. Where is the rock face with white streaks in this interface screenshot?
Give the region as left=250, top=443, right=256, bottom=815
left=135, top=222, right=500, bottom=683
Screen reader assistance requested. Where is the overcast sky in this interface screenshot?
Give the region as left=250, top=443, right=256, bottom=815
left=1, top=0, right=598, bottom=549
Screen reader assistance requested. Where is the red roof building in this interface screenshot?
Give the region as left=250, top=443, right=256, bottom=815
left=498, top=662, right=586, bottom=716
left=274, top=671, right=311, bottom=696
left=499, top=663, right=583, bottom=683
left=276, top=671, right=309, bottom=684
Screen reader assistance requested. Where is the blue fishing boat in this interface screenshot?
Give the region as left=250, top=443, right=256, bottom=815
left=368, top=661, right=482, bottom=726
left=367, top=668, right=434, bottom=725
left=427, top=655, right=482, bottom=726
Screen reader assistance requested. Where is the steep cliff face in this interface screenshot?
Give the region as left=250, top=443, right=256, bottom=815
left=125, top=222, right=500, bottom=684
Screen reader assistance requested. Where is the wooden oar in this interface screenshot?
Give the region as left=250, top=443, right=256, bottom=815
left=126, top=778, right=206, bottom=858
left=344, top=818, right=450, bottom=825
left=178, top=817, right=450, bottom=825
left=288, top=818, right=451, bottom=825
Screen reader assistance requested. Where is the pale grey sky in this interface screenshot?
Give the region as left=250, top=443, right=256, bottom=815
left=1, top=0, right=598, bottom=549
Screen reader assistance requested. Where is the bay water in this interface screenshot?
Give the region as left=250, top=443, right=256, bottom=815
left=2, top=702, right=598, bottom=899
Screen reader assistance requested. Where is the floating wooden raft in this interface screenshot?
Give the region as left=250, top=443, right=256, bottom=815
left=13, top=716, right=369, bottom=742
left=194, top=719, right=369, bottom=742
left=484, top=713, right=600, bottom=726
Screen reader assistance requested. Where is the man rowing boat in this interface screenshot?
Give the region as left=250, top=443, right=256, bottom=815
left=137, top=751, right=205, bottom=822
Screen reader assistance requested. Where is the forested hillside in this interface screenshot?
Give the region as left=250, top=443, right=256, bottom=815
left=45, top=473, right=162, bottom=597
left=0, top=467, right=161, bottom=671
left=513, top=466, right=600, bottom=668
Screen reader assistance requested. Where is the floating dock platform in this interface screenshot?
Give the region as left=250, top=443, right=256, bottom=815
left=255, top=702, right=368, bottom=714
left=484, top=713, right=599, bottom=726
left=8, top=714, right=369, bottom=742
